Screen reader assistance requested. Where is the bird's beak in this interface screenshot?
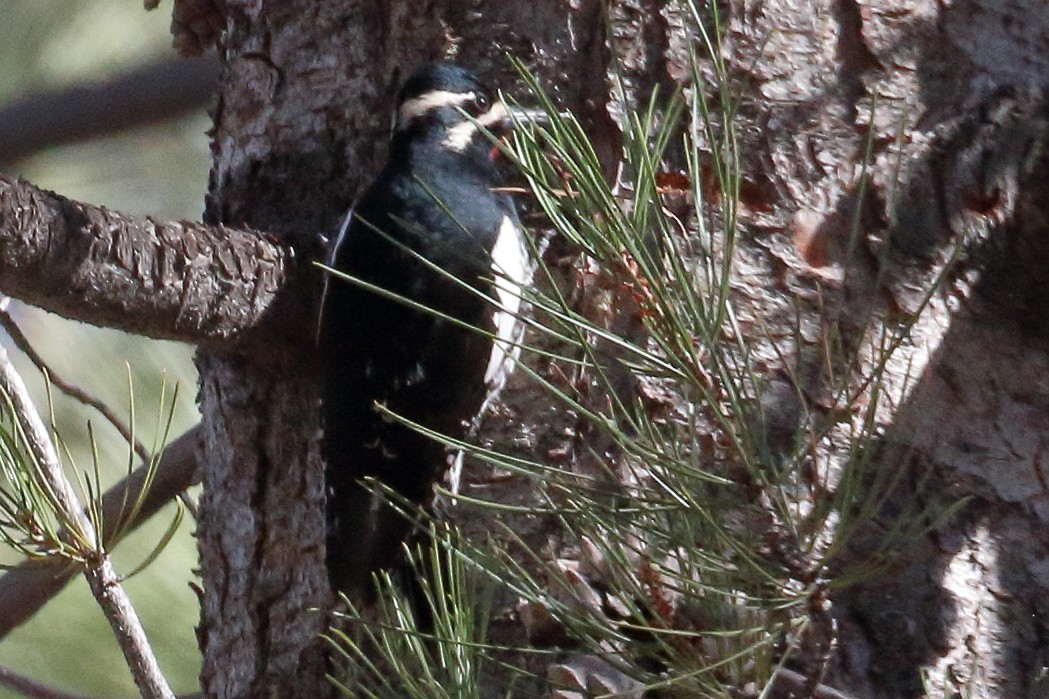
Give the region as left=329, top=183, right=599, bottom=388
left=477, top=103, right=551, bottom=134
left=502, top=106, right=551, bottom=129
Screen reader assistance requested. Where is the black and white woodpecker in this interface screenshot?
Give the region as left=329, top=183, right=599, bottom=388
left=320, top=63, right=534, bottom=596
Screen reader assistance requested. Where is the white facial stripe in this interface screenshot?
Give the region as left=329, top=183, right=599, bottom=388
left=442, top=102, right=509, bottom=153
left=478, top=101, right=509, bottom=128
left=397, top=90, right=476, bottom=128
left=442, top=122, right=477, bottom=153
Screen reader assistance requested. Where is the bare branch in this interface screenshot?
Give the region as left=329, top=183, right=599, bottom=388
left=82, top=558, right=175, bottom=699
left=773, top=668, right=860, bottom=699
left=0, top=176, right=295, bottom=346
left=0, top=427, right=199, bottom=639
left=0, top=57, right=219, bottom=166
left=0, top=344, right=175, bottom=698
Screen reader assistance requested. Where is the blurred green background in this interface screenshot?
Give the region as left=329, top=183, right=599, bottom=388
left=0, top=3, right=210, bottom=696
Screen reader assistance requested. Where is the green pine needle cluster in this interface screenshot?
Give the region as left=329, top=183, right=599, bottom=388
left=0, top=367, right=183, bottom=574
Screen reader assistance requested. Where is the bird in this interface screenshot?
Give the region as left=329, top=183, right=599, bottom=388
left=320, top=63, right=533, bottom=598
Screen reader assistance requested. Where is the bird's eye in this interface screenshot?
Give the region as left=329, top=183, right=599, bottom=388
left=468, top=93, right=489, bottom=116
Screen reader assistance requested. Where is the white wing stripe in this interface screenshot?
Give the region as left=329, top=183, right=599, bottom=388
left=447, top=214, right=530, bottom=498
left=316, top=205, right=355, bottom=345
left=485, top=214, right=530, bottom=386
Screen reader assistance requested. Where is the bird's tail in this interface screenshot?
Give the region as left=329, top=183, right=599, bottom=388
left=326, top=480, right=416, bottom=602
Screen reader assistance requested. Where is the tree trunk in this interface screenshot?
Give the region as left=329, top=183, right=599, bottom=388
left=195, top=3, right=444, bottom=696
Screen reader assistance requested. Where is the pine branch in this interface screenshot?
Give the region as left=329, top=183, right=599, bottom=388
left=0, top=345, right=178, bottom=697
left=0, top=427, right=199, bottom=638
left=0, top=300, right=149, bottom=463
left=0, top=299, right=199, bottom=518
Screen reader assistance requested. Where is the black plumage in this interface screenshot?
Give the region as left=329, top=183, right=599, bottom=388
left=320, top=64, right=529, bottom=596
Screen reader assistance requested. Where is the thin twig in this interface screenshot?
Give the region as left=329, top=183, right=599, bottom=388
left=0, top=301, right=149, bottom=464
left=773, top=668, right=860, bottom=699
left=0, top=662, right=93, bottom=699
left=0, top=344, right=175, bottom=699
left=82, top=557, right=175, bottom=699
left=0, top=427, right=199, bottom=639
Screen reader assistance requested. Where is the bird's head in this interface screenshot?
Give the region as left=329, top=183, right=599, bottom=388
left=390, top=63, right=535, bottom=166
